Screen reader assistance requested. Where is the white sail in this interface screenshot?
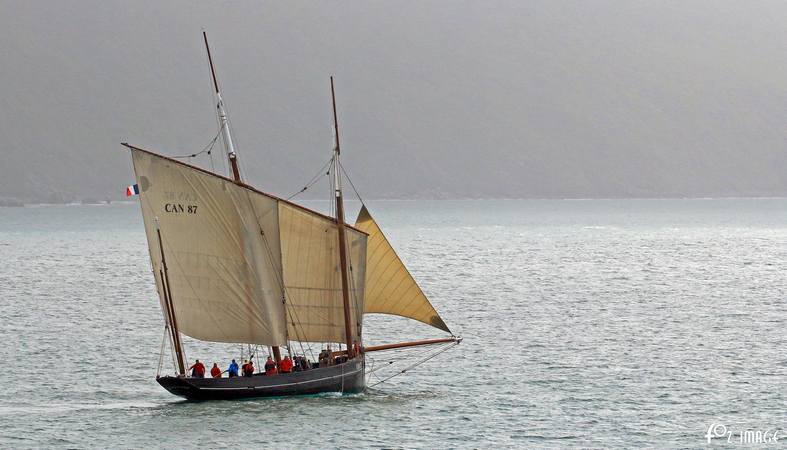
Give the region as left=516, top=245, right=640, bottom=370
left=130, top=146, right=367, bottom=346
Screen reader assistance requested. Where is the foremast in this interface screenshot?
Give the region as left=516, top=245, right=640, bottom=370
left=330, top=77, right=357, bottom=359
left=203, top=31, right=241, bottom=182
left=202, top=31, right=283, bottom=365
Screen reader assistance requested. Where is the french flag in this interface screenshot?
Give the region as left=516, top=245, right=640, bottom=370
left=126, top=184, right=140, bottom=197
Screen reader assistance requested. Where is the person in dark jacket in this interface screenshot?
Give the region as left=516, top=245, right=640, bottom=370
left=264, top=356, right=278, bottom=375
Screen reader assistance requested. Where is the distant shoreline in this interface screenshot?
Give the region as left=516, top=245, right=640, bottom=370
left=5, top=196, right=787, bottom=208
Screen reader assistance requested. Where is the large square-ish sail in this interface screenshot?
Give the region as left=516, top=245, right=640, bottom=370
left=132, top=149, right=288, bottom=345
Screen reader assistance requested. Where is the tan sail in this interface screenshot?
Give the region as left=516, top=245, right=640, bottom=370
left=279, top=202, right=366, bottom=344
left=132, top=148, right=287, bottom=345
left=130, top=146, right=367, bottom=346
left=355, top=206, right=450, bottom=333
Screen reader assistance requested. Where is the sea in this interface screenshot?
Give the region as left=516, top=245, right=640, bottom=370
left=0, top=199, right=785, bottom=448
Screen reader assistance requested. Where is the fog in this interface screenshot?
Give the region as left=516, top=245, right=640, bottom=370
left=1, top=1, right=786, bottom=203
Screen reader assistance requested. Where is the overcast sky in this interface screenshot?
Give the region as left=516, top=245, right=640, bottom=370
left=1, top=1, right=786, bottom=202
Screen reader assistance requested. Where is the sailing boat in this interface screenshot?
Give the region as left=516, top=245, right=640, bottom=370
left=122, top=33, right=460, bottom=400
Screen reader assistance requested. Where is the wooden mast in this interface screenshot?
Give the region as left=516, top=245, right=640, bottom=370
left=330, top=77, right=356, bottom=359
left=203, top=31, right=242, bottom=183
left=203, top=31, right=282, bottom=365
left=156, top=219, right=186, bottom=375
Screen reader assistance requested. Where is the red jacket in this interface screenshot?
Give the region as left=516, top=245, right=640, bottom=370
left=210, top=366, right=221, bottom=378
left=190, top=362, right=205, bottom=376
left=264, top=360, right=278, bottom=375
left=280, top=358, right=294, bottom=373
left=243, top=363, right=254, bottom=375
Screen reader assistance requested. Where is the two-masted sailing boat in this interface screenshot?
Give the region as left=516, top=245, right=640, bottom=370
left=122, top=33, right=460, bottom=400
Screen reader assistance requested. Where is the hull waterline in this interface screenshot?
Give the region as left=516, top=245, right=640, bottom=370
left=157, top=358, right=365, bottom=401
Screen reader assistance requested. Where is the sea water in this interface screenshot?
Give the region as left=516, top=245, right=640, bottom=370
left=0, top=199, right=785, bottom=448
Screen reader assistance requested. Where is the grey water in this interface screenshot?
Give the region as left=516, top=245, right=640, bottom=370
left=1, top=199, right=785, bottom=448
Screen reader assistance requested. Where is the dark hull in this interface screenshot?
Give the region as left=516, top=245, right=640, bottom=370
left=157, top=358, right=365, bottom=401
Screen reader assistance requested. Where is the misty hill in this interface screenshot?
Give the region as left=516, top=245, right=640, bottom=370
left=1, top=1, right=787, bottom=203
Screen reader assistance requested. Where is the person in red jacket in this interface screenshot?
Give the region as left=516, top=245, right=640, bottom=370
left=280, top=355, right=294, bottom=373
left=210, top=363, right=221, bottom=378
left=264, top=356, right=278, bottom=375
left=242, top=360, right=254, bottom=377
left=189, top=359, right=206, bottom=378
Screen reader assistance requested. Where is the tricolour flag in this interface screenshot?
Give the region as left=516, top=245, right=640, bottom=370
left=126, top=184, right=140, bottom=196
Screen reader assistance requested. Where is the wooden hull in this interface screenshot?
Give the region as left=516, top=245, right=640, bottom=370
left=156, top=358, right=365, bottom=401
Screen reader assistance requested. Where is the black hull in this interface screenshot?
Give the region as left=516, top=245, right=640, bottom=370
left=157, top=358, right=365, bottom=401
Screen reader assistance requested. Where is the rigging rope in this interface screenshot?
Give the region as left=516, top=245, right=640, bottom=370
left=339, top=160, right=365, bottom=206
left=366, top=341, right=460, bottom=388
left=171, top=129, right=222, bottom=160
left=157, top=326, right=168, bottom=377
left=365, top=338, right=450, bottom=379
left=287, top=157, right=333, bottom=200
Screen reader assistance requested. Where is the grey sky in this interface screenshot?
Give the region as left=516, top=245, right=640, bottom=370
left=1, top=1, right=786, bottom=202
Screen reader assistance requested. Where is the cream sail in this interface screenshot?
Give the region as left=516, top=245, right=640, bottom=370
left=279, top=202, right=366, bottom=344
left=131, top=147, right=366, bottom=346
left=355, top=206, right=450, bottom=333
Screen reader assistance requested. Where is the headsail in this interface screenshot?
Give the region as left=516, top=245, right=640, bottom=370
left=355, top=206, right=451, bottom=333
left=128, top=145, right=367, bottom=346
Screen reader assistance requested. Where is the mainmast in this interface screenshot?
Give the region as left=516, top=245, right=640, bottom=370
left=202, top=32, right=283, bottom=366
left=330, top=76, right=357, bottom=359
left=203, top=31, right=241, bottom=182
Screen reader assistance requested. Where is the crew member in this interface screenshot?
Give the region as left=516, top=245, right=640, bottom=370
left=319, top=345, right=334, bottom=367
left=228, top=359, right=239, bottom=378
left=280, top=355, right=294, bottom=373
left=295, top=356, right=310, bottom=371
left=242, top=360, right=254, bottom=377
left=188, top=359, right=205, bottom=378
left=264, top=356, right=278, bottom=375
left=210, top=363, right=221, bottom=378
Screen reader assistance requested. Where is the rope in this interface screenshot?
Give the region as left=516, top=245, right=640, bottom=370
left=365, top=358, right=396, bottom=383
left=366, top=341, right=460, bottom=388
left=287, top=157, right=333, bottom=200
left=157, top=326, right=168, bottom=377
left=365, top=357, right=375, bottom=383
left=339, top=160, right=365, bottom=206
left=364, top=340, right=447, bottom=380
left=171, top=129, right=222, bottom=160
